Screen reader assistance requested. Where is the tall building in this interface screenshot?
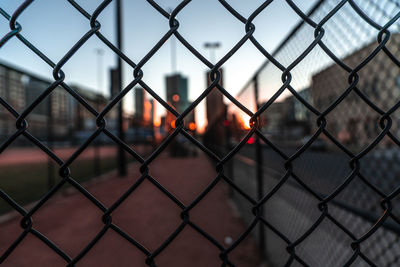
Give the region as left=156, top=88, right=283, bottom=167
left=203, top=68, right=227, bottom=153
left=134, top=87, right=145, bottom=122
left=206, top=68, right=224, bottom=128
left=166, top=73, right=189, bottom=112
left=71, top=85, right=107, bottom=132
left=0, top=62, right=71, bottom=138
left=0, top=60, right=108, bottom=142
left=148, top=99, right=154, bottom=123
left=165, top=73, right=189, bottom=130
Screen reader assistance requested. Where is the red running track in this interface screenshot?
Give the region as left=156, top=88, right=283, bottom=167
left=0, top=153, right=262, bottom=267
left=0, top=145, right=151, bottom=166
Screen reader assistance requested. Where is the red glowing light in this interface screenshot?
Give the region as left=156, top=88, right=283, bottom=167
left=247, top=137, right=255, bottom=144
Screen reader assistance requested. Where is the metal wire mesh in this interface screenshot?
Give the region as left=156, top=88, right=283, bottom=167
left=229, top=0, right=400, bottom=266
left=1, top=0, right=400, bottom=266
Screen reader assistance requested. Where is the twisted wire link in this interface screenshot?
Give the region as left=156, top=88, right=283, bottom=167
left=221, top=0, right=400, bottom=265
left=1, top=0, right=400, bottom=266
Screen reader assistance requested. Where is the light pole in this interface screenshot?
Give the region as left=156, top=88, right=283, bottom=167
left=116, top=0, right=127, bottom=176
left=169, top=8, right=177, bottom=74
left=204, top=42, right=221, bottom=65
left=96, top=48, right=105, bottom=95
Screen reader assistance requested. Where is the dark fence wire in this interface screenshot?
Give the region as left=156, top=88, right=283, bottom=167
left=0, top=0, right=399, bottom=266
left=230, top=0, right=400, bottom=266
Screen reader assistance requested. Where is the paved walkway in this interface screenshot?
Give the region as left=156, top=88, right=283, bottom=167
left=0, top=154, right=262, bottom=267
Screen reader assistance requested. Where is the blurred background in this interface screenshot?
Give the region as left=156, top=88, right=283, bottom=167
left=0, top=0, right=314, bottom=213
left=1, top=0, right=400, bottom=266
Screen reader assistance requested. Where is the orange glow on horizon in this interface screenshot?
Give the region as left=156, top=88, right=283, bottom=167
left=197, top=118, right=206, bottom=133
left=153, top=103, right=207, bottom=134
left=238, top=114, right=251, bottom=130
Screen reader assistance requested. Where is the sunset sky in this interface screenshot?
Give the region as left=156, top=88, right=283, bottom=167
left=0, top=0, right=314, bottom=132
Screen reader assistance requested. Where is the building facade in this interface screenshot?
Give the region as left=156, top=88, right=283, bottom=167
left=206, top=68, right=225, bottom=128
left=134, top=87, right=145, bottom=122
left=0, top=61, right=108, bottom=143
left=166, top=73, right=189, bottom=112
left=311, top=34, right=400, bottom=149
left=203, top=68, right=228, bottom=153
left=165, top=73, right=191, bottom=130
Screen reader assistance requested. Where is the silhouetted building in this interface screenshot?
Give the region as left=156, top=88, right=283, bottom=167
left=165, top=73, right=189, bottom=130
left=206, top=68, right=224, bottom=128
left=166, top=73, right=189, bottom=112
left=0, top=61, right=108, bottom=143
left=203, top=68, right=228, bottom=154
left=134, top=87, right=145, bottom=122
left=0, top=62, right=72, bottom=139
left=143, top=98, right=154, bottom=126
left=184, top=101, right=196, bottom=132
left=71, top=85, right=108, bottom=132
left=160, top=116, right=166, bottom=131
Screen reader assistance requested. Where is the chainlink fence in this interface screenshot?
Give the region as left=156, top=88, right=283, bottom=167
left=229, top=0, right=400, bottom=266
left=1, top=0, right=400, bottom=266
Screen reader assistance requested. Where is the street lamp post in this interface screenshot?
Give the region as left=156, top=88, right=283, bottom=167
left=116, top=0, right=127, bottom=176
left=204, top=42, right=221, bottom=65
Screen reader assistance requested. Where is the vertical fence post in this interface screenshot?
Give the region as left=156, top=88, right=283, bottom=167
left=116, top=0, right=127, bottom=176
left=47, top=94, right=55, bottom=189
left=254, top=74, right=266, bottom=260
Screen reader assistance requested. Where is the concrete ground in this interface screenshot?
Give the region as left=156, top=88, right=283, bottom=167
left=0, top=153, right=262, bottom=267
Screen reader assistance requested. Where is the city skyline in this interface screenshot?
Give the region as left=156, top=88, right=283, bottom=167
left=0, top=0, right=314, bottom=132
left=2, top=1, right=400, bottom=266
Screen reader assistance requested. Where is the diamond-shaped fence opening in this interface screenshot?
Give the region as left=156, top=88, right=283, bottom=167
left=1, top=0, right=400, bottom=266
